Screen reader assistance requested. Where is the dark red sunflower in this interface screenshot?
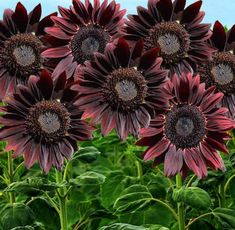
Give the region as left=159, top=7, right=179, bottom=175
left=74, top=38, right=168, bottom=140
left=123, top=0, right=213, bottom=76
left=137, top=73, right=235, bottom=179
left=0, top=2, right=56, bottom=100
left=197, top=21, right=235, bottom=119
left=0, top=70, right=93, bottom=173
left=41, top=0, right=126, bottom=79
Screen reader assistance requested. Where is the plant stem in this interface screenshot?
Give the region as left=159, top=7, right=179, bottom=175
left=7, top=152, right=15, bottom=204
left=176, top=173, right=185, bottom=230
left=151, top=198, right=178, bottom=220
left=56, top=170, right=68, bottom=230
left=135, top=160, right=143, bottom=183
left=185, top=212, right=213, bottom=229
left=219, top=181, right=226, bottom=208
left=186, top=174, right=197, bottom=188
left=224, top=174, right=235, bottom=194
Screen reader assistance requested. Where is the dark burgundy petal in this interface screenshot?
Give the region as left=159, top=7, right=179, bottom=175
left=157, top=0, right=173, bottom=21
left=183, top=148, right=208, bottom=179
left=138, top=48, right=159, bottom=70
left=131, top=39, right=144, bottom=60
left=3, top=9, right=16, bottom=34
left=29, top=4, right=42, bottom=25
left=37, top=12, right=57, bottom=35
left=144, top=138, right=170, bottom=161
left=114, top=38, right=131, bottom=67
left=181, top=1, right=202, bottom=24
left=41, top=46, right=71, bottom=58
left=164, top=145, right=183, bottom=177
left=12, top=2, right=28, bottom=32
left=36, top=70, right=53, bottom=99
left=227, top=24, right=235, bottom=44
left=45, top=27, right=72, bottom=40
left=54, top=72, right=67, bottom=92
left=173, top=0, right=186, bottom=13
left=211, top=21, right=226, bottom=51
left=137, top=6, right=156, bottom=27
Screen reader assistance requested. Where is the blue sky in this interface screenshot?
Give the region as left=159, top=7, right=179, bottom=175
left=0, top=0, right=234, bottom=28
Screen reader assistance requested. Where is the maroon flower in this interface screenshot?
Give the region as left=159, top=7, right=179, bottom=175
left=41, top=0, right=126, bottom=79
left=137, top=73, right=235, bottom=178
left=124, top=0, right=213, bottom=76
left=74, top=38, right=168, bottom=140
left=0, top=2, right=56, bottom=100
left=197, top=21, right=235, bottom=119
left=0, top=70, right=93, bottom=173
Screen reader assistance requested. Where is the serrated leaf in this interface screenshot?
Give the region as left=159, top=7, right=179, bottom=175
left=114, top=185, right=152, bottom=214
left=0, top=203, right=35, bottom=230
left=27, top=198, right=60, bottom=230
left=213, top=208, right=235, bottom=228
left=4, top=177, right=63, bottom=196
left=101, top=172, right=126, bottom=210
left=99, top=223, right=147, bottom=230
left=69, top=171, right=105, bottom=185
left=76, top=146, right=100, bottom=163
left=173, top=187, right=211, bottom=210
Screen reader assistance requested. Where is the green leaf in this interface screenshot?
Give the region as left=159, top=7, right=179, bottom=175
left=173, top=187, right=211, bottom=210
left=99, top=223, right=147, bottom=230
left=114, top=185, right=152, bottom=214
left=144, top=173, right=168, bottom=199
left=119, top=203, right=175, bottom=227
left=4, top=177, right=63, bottom=196
left=69, top=171, right=105, bottom=185
left=101, top=172, right=126, bottom=210
left=0, top=203, right=35, bottom=230
left=76, top=146, right=101, bottom=163
left=213, top=208, right=235, bottom=228
left=99, top=223, right=169, bottom=230
left=27, top=198, right=60, bottom=230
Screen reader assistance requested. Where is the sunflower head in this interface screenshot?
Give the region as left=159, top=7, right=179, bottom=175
left=42, top=0, right=126, bottom=79
left=137, top=72, right=235, bottom=179
left=0, top=70, right=93, bottom=173
left=198, top=21, right=235, bottom=119
left=75, top=38, right=168, bottom=140
left=124, top=0, right=214, bottom=75
left=0, top=2, right=56, bottom=100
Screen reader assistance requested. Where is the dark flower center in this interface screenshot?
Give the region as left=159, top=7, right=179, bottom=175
left=103, top=67, right=148, bottom=112
left=145, top=22, right=190, bottom=64
left=70, top=25, right=110, bottom=64
left=165, top=105, right=206, bottom=149
left=198, top=52, right=235, bottom=95
left=0, top=33, right=42, bottom=78
left=26, top=100, right=71, bottom=143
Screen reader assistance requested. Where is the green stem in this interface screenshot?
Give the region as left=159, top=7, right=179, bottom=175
left=185, top=212, right=213, bottom=229
left=56, top=170, right=68, bottom=230
left=7, top=152, right=15, bottom=204
left=176, top=173, right=185, bottom=230
left=219, top=181, right=226, bottom=208
left=186, top=174, right=197, bottom=188
left=135, top=160, right=143, bottom=183
left=151, top=198, right=178, bottom=220
left=224, top=174, right=235, bottom=194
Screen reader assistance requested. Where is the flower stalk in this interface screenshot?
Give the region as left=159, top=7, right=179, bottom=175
left=176, top=173, right=185, bottom=230
left=7, top=152, right=15, bottom=204
left=56, top=170, right=68, bottom=230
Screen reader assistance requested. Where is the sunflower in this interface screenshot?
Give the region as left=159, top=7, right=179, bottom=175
left=0, top=70, right=93, bottom=173
left=41, top=0, right=126, bottom=79
left=197, top=21, right=235, bottom=119
left=74, top=38, right=168, bottom=140
left=0, top=2, right=56, bottom=100
left=123, top=0, right=213, bottom=76
left=137, top=73, right=235, bottom=178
